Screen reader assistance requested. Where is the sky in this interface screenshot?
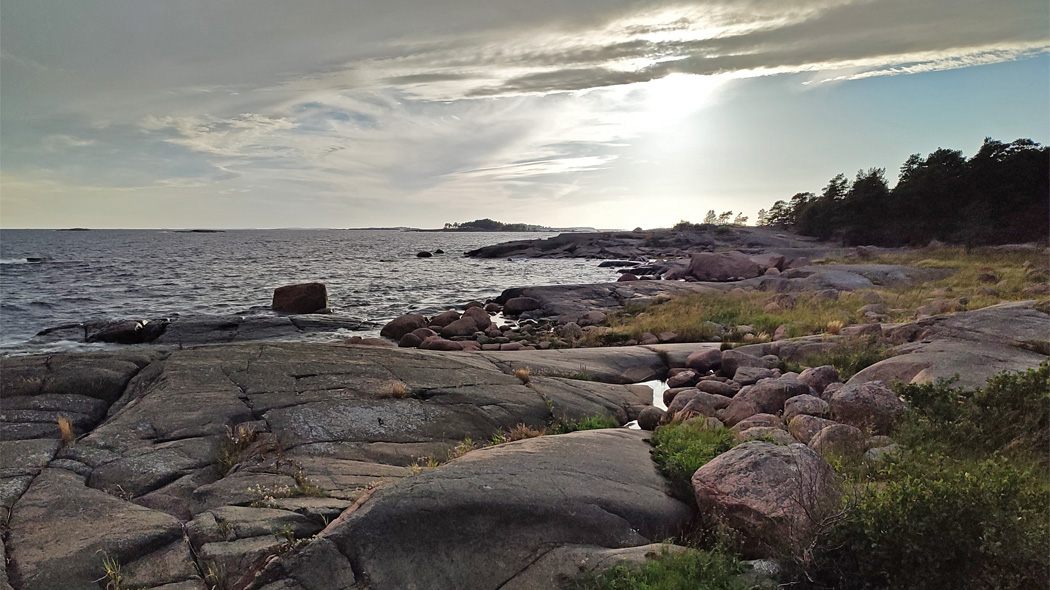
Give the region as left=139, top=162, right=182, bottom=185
left=2, top=0, right=1048, bottom=230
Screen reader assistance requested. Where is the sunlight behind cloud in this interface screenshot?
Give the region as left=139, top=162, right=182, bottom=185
left=642, top=73, right=726, bottom=124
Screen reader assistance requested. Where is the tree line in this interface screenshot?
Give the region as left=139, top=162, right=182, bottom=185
left=757, top=138, right=1049, bottom=246
left=443, top=218, right=544, bottom=231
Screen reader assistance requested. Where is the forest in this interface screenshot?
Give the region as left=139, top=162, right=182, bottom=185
left=758, top=138, right=1049, bottom=246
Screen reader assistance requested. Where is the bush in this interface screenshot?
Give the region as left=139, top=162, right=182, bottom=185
left=896, top=362, right=1050, bottom=463
left=650, top=422, right=736, bottom=500
left=803, top=364, right=1050, bottom=589
left=809, top=453, right=1049, bottom=590
left=564, top=547, right=754, bottom=590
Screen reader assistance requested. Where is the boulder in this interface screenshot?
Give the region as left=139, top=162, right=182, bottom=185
left=691, top=442, right=840, bottom=557
left=685, top=251, right=763, bottom=282
left=678, top=393, right=733, bottom=420
left=462, top=307, right=492, bottom=331
left=662, top=387, right=692, bottom=407
left=618, top=273, right=639, bottom=282
left=720, top=349, right=772, bottom=379
left=429, top=310, right=461, bottom=328
left=733, top=367, right=779, bottom=386
left=797, top=365, right=840, bottom=395
left=663, top=391, right=700, bottom=418
left=578, top=311, right=607, bottom=326
left=398, top=333, right=423, bottom=348
left=787, top=414, right=838, bottom=445
left=559, top=322, right=583, bottom=339
left=440, top=317, right=481, bottom=338
left=783, top=395, right=829, bottom=422
left=666, top=370, right=699, bottom=389
left=721, top=376, right=809, bottom=426
left=503, top=297, right=542, bottom=316
left=735, top=427, right=795, bottom=445
left=484, top=302, right=502, bottom=313
left=820, top=382, right=844, bottom=402
left=637, top=407, right=665, bottom=431
left=684, top=349, right=722, bottom=373
left=419, top=336, right=464, bottom=351
left=380, top=314, right=427, bottom=340
left=829, top=381, right=905, bottom=434
left=272, top=282, right=328, bottom=314
left=731, top=413, right=782, bottom=431
left=808, top=424, right=867, bottom=457
left=696, top=379, right=740, bottom=396
left=416, top=251, right=432, bottom=258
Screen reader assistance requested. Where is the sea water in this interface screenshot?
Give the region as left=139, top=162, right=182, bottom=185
left=0, top=229, right=620, bottom=353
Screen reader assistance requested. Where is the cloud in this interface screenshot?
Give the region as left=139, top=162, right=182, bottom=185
left=1, top=0, right=1047, bottom=228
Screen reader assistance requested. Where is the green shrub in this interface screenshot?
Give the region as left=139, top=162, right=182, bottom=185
left=809, top=452, right=1049, bottom=590
left=549, top=413, right=621, bottom=434
left=650, top=422, right=736, bottom=500
left=896, top=362, right=1050, bottom=462
left=564, top=547, right=754, bottom=590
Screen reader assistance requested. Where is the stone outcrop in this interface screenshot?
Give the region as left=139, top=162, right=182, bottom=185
left=849, top=300, right=1049, bottom=389
left=0, top=342, right=667, bottom=590
left=264, top=430, right=691, bottom=590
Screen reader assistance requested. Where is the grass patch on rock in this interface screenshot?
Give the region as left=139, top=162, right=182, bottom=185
left=580, top=244, right=1048, bottom=346
left=801, top=338, right=889, bottom=381
left=548, top=413, right=621, bottom=434
left=564, top=546, right=756, bottom=590
left=649, top=421, right=737, bottom=501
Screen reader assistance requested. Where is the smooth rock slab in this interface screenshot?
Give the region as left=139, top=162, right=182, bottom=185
left=6, top=468, right=183, bottom=590
left=292, top=429, right=691, bottom=590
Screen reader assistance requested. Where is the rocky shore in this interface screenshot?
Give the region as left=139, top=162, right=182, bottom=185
left=1, top=229, right=1047, bottom=590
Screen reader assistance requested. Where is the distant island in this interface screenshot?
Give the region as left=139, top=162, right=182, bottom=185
left=418, top=218, right=595, bottom=233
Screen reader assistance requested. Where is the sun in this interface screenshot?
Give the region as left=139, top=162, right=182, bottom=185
left=643, top=73, right=726, bottom=122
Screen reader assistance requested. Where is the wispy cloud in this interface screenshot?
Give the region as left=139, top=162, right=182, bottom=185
left=1, top=0, right=1047, bottom=227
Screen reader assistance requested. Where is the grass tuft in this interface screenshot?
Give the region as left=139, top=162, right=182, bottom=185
left=57, top=415, right=75, bottom=446
left=96, top=551, right=123, bottom=590
left=376, top=380, right=409, bottom=398
left=216, top=424, right=259, bottom=477
left=513, top=366, right=532, bottom=384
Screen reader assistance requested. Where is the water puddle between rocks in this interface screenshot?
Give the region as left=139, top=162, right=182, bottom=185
left=625, top=379, right=669, bottom=429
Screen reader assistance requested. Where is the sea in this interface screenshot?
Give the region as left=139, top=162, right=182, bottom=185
left=0, top=229, right=621, bottom=354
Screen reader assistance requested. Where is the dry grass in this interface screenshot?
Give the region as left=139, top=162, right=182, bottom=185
left=582, top=245, right=1048, bottom=346
left=376, top=380, right=409, bottom=398
left=512, top=366, right=532, bottom=384
left=57, top=416, right=75, bottom=446
left=498, top=422, right=547, bottom=442
left=216, top=424, right=259, bottom=476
